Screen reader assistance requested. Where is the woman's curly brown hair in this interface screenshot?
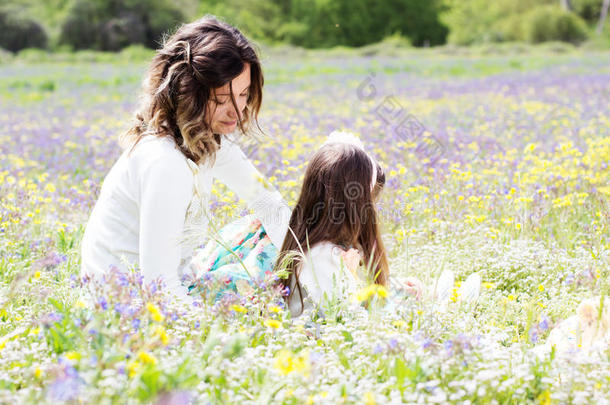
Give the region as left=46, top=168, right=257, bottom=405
left=121, top=15, right=263, bottom=165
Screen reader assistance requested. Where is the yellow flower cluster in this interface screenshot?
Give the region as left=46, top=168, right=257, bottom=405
left=146, top=302, right=164, bottom=322
left=274, top=349, right=309, bottom=376
left=355, top=284, right=389, bottom=302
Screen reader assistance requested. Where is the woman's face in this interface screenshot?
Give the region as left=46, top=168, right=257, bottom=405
left=207, top=63, right=251, bottom=134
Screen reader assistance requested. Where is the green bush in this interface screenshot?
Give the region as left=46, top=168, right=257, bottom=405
left=59, top=0, right=184, bottom=51
left=0, top=9, right=48, bottom=52
left=0, top=47, right=13, bottom=63
left=494, top=14, right=526, bottom=42
left=357, top=33, right=412, bottom=57
left=59, top=1, right=104, bottom=50
left=204, top=0, right=447, bottom=48
left=144, top=2, right=185, bottom=48
left=524, top=5, right=589, bottom=44
left=572, top=0, right=603, bottom=23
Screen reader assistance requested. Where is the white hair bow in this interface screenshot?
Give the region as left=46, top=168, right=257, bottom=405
left=322, top=130, right=377, bottom=190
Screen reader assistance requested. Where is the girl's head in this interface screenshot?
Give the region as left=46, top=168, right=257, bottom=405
left=278, top=141, right=389, bottom=309
left=123, top=15, right=263, bottom=164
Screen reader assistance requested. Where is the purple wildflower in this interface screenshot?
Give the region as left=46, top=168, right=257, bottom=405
left=530, top=328, right=539, bottom=344
left=117, top=272, right=129, bottom=287
left=97, top=297, right=108, bottom=310
left=539, top=315, right=550, bottom=331
left=47, top=366, right=81, bottom=402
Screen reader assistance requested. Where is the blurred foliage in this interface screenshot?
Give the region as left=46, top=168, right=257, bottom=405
left=441, top=0, right=598, bottom=45
left=524, top=6, right=590, bottom=44
left=0, top=7, right=48, bottom=52
left=58, top=0, right=184, bottom=51
left=198, top=0, right=448, bottom=47
left=572, top=0, right=604, bottom=22
left=0, top=0, right=609, bottom=51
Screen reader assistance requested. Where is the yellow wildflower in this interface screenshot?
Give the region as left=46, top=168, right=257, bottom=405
left=376, top=285, right=388, bottom=298
left=64, top=351, right=81, bottom=361
left=355, top=285, right=388, bottom=302
left=153, top=325, right=169, bottom=346
left=392, top=320, right=407, bottom=329
left=264, top=319, right=281, bottom=329
left=146, top=302, right=164, bottom=322
left=127, top=361, right=140, bottom=377
left=274, top=350, right=309, bottom=376
left=450, top=287, right=459, bottom=303
left=230, top=304, right=247, bottom=313
left=537, top=390, right=551, bottom=405
left=137, top=351, right=157, bottom=365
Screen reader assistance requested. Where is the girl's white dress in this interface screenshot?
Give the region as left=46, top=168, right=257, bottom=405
left=287, top=241, right=361, bottom=316
left=81, top=135, right=291, bottom=302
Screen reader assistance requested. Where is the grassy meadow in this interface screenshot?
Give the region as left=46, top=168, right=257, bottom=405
left=0, top=46, right=609, bottom=403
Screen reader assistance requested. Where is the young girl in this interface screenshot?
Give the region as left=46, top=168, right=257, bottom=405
left=276, top=132, right=481, bottom=316
left=81, top=16, right=290, bottom=304
left=276, top=132, right=389, bottom=315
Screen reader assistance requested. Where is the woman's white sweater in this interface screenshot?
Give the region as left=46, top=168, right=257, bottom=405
left=81, top=135, right=291, bottom=302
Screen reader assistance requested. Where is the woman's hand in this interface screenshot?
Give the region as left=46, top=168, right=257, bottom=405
left=402, top=277, right=424, bottom=300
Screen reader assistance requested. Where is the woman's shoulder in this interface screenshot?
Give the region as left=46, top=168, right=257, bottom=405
left=129, top=135, right=182, bottom=157
left=128, top=136, right=191, bottom=172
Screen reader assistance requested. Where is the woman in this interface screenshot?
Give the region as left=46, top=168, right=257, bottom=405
left=81, top=16, right=290, bottom=304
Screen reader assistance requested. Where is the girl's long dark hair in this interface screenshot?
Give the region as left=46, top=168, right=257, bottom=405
left=276, top=143, right=389, bottom=313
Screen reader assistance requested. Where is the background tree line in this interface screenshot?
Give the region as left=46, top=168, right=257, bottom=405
left=1, top=0, right=609, bottom=53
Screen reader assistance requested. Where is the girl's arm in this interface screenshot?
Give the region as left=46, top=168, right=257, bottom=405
left=138, top=154, right=194, bottom=303
left=210, top=137, right=291, bottom=248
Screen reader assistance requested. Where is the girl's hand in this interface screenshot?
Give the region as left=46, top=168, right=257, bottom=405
left=402, top=277, right=423, bottom=301
left=340, top=248, right=362, bottom=274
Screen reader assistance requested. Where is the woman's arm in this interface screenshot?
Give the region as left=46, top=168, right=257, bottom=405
left=210, top=137, right=291, bottom=248
left=138, top=155, right=194, bottom=303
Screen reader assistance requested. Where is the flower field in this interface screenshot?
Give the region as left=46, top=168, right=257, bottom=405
left=0, top=48, right=609, bottom=403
